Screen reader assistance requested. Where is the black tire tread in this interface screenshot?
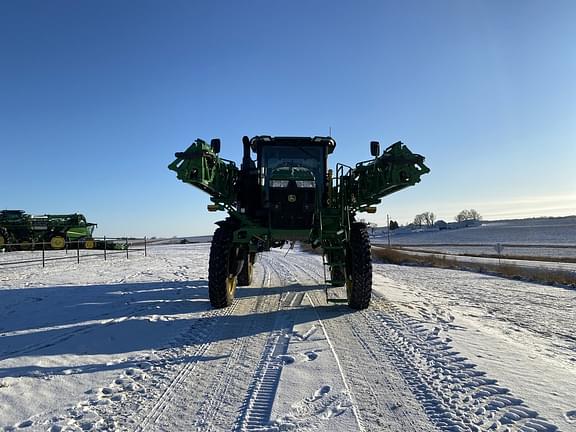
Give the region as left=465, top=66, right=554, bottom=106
left=348, top=222, right=372, bottom=309
left=208, top=224, right=235, bottom=308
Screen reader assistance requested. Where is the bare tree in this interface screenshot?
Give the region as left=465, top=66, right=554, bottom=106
left=455, top=210, right=469, bottom=222
left=455, top=209, right=482, bottom=222
left=422, top=211, right=436, bottom=227
left=468, top=209, right=482, bottom=221
left=413, top=213, right=424, bottom=227
left=414, top=212, right=436, bottom=227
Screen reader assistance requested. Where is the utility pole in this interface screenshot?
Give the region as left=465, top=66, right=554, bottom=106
left=387, top=214, right=391, bottom=247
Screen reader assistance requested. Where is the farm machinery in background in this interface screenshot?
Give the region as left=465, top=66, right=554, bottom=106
left=0, top=210, right=97, bottom=250
left=169, top=135, right=429, bottom=309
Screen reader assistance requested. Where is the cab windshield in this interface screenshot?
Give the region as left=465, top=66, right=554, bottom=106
left=261, top=146, right=323, bottom=187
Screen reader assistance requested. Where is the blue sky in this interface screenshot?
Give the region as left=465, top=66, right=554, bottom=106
left=1, top=1, right=575, bottom=237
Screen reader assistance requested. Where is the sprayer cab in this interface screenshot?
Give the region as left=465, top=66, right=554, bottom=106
left=237, top=136, right=335, bottom=230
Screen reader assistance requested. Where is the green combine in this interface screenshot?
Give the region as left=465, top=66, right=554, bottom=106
left=169, top=135, right=429, bottom=309
left=0, top=210, right=96, bottom=250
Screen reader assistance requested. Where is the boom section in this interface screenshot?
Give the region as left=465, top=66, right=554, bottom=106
left=168, top=139, right=239, bottom=208
left=340, top=141, right=430, bottom=211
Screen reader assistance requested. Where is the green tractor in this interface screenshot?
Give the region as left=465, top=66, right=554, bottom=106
left=169, top=135, right=429, bottom=309
left=0, top=210, right=97, bottom=250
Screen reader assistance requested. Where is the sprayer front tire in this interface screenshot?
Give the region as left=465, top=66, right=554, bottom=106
left=208, top=224, right=237, bottom=308
left=348, top=222, right=372, bottom=310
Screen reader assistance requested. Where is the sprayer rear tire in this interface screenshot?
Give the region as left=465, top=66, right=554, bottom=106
left=237, top=262, right=252, bottom=286
left=208, top=224, right=237, bottom=308
left=348, top=222, right=372, bottom=310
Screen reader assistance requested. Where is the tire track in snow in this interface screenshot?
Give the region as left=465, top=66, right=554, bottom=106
left=150, top=255, right=288, bottom=431
left=303, top=292, right=366, bottom=432
left=288, top=257, right=430, bottom=431
left=197, top=247, right=543, bottom=430
left=363, top=301, right=560, bottom=432
left=231, top=251, right=353, bottom=431
left=233, top=305, right=293, bottom=431
left=290, top=251, right=557, bottom=432
left=133, top=299, right=243, bottom=432
left=192, top=266, right=275, bottom=431
left=232, top=254, right=297, bottom=431
left=262, top=255, right=365, bottom=431
left=289, top=251, right=562, bottom=431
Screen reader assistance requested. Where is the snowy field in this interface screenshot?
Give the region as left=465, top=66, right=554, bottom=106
left=373, top=217, right=576, bottom=261
left=0, top=244, right=575, bottom=431
left=382, top=217, right=576, bottom=245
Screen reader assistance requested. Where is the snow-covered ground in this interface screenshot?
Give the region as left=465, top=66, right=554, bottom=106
left=374, top=265, right=576, bottom=430
left=0, top=244, right=574, bottom=431
left=373, top=217, right=576, bottom=264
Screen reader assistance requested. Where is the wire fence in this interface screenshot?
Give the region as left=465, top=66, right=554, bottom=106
left=371, top=241, right=576, bottom=261
left=370, top=242, right=576, bottom=278
left=0, top=236, right=148, bottom=268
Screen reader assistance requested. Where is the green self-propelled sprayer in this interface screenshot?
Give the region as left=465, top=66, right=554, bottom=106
left=169, top=135, right=429, bottom=309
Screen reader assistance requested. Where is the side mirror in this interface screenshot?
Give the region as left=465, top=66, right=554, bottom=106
left=370, top=141, right=380, bottom=157
left=210, top=138, right=221, bottom=154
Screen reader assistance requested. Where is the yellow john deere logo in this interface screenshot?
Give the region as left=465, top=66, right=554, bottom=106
left=287, top=194, right=297, bottom=203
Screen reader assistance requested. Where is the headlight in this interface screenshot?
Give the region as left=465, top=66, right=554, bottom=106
left=269, top=180, right=315, bottom=188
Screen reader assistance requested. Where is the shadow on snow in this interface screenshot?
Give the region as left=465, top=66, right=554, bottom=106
left=0, top=279, right=351, bottom=379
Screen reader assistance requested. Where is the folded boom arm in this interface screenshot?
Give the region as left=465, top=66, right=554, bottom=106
left=168, top=139, right=239, bottom=208
left=340, top=141, right=430, bottom=211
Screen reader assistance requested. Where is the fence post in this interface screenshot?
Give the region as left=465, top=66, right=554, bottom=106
left=104, top=236, right=107, bottom=261
left=144, top=236, right=147, bottom=257
left=77, top=240, right=80, bottom=264
left=126, top=237, right=129, bottom=259
left=42, top=241, right=45, bottom=268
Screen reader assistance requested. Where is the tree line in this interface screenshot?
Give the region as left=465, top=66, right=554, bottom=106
left=386, top=208, right=483, bottom=230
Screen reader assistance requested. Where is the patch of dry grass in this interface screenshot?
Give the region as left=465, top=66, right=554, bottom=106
left=393, top=246, right=576, bottom=264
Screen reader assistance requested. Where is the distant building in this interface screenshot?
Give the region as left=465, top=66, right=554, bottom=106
left=450, top=219, right=481, bottom=229
left=435, top=220, right=448, bottom=230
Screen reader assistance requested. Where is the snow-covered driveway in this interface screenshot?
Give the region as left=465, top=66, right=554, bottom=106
left=0, top=244, right=573, bottom=431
